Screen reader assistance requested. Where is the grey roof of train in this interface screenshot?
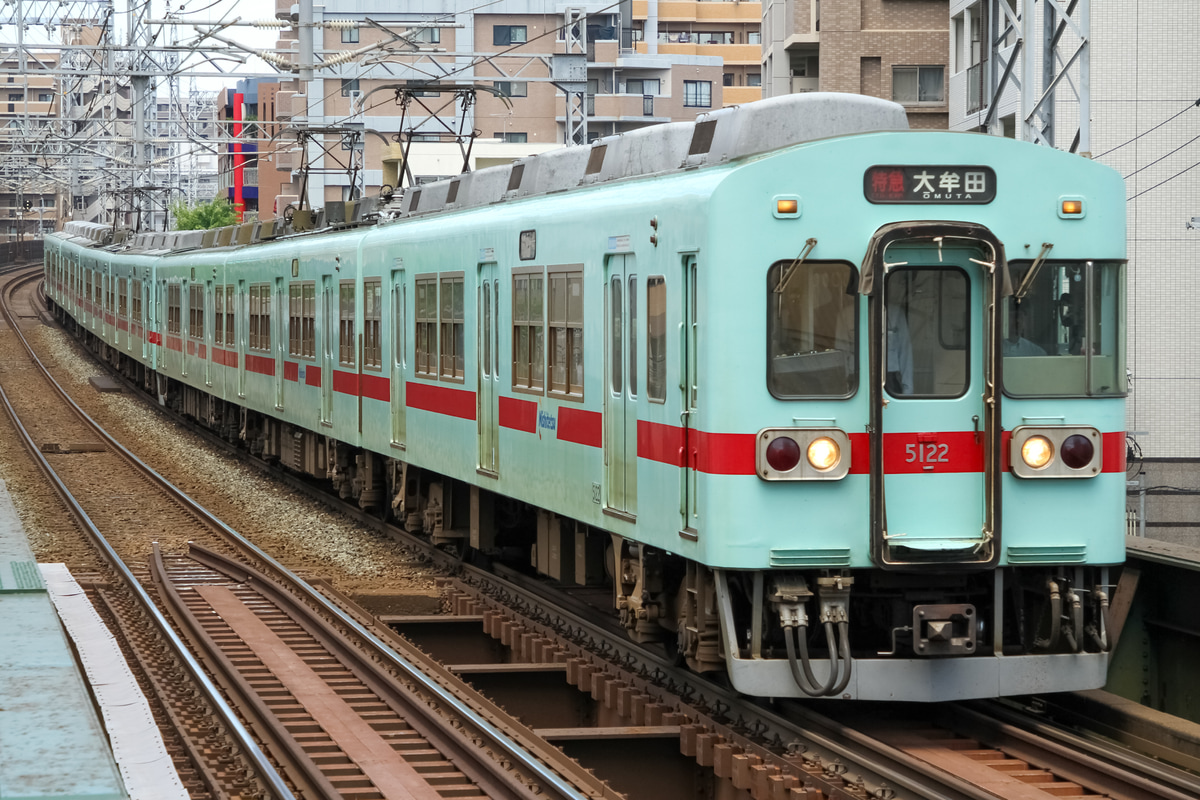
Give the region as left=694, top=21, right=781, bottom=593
left=55, top=93, right=908, bottom=254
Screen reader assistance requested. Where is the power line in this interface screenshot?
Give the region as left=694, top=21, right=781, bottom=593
left=1095, top=97, right=1200, bottom=159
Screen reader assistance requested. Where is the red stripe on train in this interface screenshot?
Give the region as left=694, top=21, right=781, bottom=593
left=246, top=354, right=274, bottom=376
left=407, top=382, right=476, bottom=420
left=557, top=407, right=602, bottom=447
left=361, top=373, right=389, bottom=402
left=499, top=396, right=537, bottom=433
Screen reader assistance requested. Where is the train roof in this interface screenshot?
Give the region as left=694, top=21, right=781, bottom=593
left=55, top=93, right=910, bottom=256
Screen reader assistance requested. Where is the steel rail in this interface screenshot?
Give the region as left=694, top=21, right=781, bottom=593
left=17, top=264, right=599, bottom=800
left=0, top=265, right=298, bottom=800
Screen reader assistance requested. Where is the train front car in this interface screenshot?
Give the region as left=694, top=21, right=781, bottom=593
left=702, top=123, right=1125, bottom=700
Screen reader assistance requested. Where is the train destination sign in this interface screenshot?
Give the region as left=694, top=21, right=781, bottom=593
left=864, top=165, right=997, bottom=204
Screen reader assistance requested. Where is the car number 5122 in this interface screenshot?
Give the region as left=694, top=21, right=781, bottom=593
left=906, top=443, right=949, bottom=463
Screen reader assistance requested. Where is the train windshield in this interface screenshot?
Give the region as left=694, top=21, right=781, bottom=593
left=1002, top=260, right=1126, bottom=396
left=767, top=260, right=858, bottom=398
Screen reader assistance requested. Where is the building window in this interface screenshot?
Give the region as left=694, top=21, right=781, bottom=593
left=340, top=78, right=360, bottom=97
left=249, top=283, right=271, bottom=351
left=684, top=80, right=711, bottom=108
left=493, top=81, right=528, bottom=98
left=723, top=73, right=734, bottom=87
left=8, top=93, right=21, bottom=101
left=440, top=275, right=464, bottom=380
left=289, top=282, right=315, bottom=358
left=493, top=132, right=528, bottom=143
left=415, top=276, right=438, bottom=376
left=493, top=25, right=527, bottom=46
left=512, top=271, right=544, bottom=391
left=747, top=73, right=761, bottom=87
left=893, top=66, right=944, bottom=104
left=414, top=27, right=440, bottom=44
left=339, top=281, right=355, bottom=366
left=341, top=27, right=359, bottom=43
left=548, top=268, right=584, bottom=397
left=363, top=279, right=382, bottom=369
left=747, top=31, right=762, bottom=45
left=625, top=78, right=659, bottom=95
left=37, top=93, right=52, bottom=102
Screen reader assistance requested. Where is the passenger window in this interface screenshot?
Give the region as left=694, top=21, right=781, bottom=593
left=1003, top=260, right=1126, bottom=397
left=885, top=267, right=968, bottom=398
left=767, top=260, right=857, bottom=398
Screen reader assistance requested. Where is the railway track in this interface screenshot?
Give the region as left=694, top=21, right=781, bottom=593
left=0, top=264, right=609, bottom=800
left=13, top=260, right=1200, bottom=800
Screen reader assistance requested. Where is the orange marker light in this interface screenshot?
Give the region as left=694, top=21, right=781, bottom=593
left=1062, top=199, right=1083, bottom=215
left=776, top=199, right=799, bottom=215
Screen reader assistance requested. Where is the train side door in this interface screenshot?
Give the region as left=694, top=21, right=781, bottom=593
left=274, top=276, right=285, bottom=409
left=390, top=267, right=406, bottom=447
left=604, top=254, right=637, bottom=517
left=680, top=256, right=699, bottom=536
left=869, top=235, right=1001, bottom=567
left=477, top=261, right=499, bottom=475
left=205, top=280, right=214, bottom=386
left=237, top=279, right=247, bottom=398
left=321, top=274, right=334, bottom=425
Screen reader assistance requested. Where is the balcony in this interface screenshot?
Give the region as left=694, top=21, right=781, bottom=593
left=587, top=93, right=669, bottom=120
left=723, top=86, right=761, bottom=105
left=790, top=76, right=818, bottom=93
left=636, top=42, right=761, bottom=65
left=632, top=0, right=761, bottom=23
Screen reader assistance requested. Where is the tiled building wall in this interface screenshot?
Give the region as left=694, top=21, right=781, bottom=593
left=1090, top=2, right=1200, bottom=541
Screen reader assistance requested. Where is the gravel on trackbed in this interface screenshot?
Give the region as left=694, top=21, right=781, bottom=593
left=3, top=317, right=440, bottom=598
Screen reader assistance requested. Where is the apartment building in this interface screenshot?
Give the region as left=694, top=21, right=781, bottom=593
left=0, top=51, right=62, bottom=242
left=270, top=0, right=761, bottom=210
left=761, top=0, right=950, bottom=129
left=216, top=82, right=288, bottom=221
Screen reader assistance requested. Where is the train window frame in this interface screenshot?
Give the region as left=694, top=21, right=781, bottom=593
left=167, top=281, right=181, bottom=335
left=1001, top=259, right=1127, bottom=399
left=215, top=285, right=225, bottom=346
left=288, top=281, right=316, bottom=359
left=548, top=265, right=584, bottom=400
left=884, top=266, right=971, bottom=401
left=249, top=283, right=271, bottom=352
left=766, top=259, right=860, bottom=400
left=512, top=266, right=545, bottom=394
left=363, top=278, right=383, bottom=370
left=189, top=283, right=205, bottom=341
left=439, top=272, right=465, bottom=382
left=225, top=284, right=235, bottom=349
left=647, top=275, right=667, bottom=403
left=117, top=277, right=128, bottom=319
left=339, top=280, right=356, bottom=367
left=131, top=280, right=142, bottom=329
left=414, top=274, right=439, bottom=378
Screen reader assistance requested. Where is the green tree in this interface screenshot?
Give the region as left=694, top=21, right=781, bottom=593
left=170, top=198, right=238, bottom=230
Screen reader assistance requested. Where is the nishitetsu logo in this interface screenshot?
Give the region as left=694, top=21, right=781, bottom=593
left=864, top=165, right=997, bottom=205
left=538, top=410, right=557, bottom=432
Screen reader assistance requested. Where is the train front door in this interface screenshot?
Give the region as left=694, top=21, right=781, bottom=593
left=868, top=230, right=1002, bottom=567
left=604, top=254, right=637, bottom=518
left=477, top=262, right=499, bottom=475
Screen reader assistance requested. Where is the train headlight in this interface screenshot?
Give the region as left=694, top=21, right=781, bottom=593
left=758, top=428, right=850, bottom=481
left=1011, top=427, right=1102, bottom=479
left=807, top=437, right=841, bottom=471
left=1020, top=436, right=1054, bottom=470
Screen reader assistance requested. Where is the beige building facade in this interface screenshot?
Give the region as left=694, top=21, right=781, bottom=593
left=272, top=0, right=762, bottom=209
left=762, top=0, right=949, bottom=129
